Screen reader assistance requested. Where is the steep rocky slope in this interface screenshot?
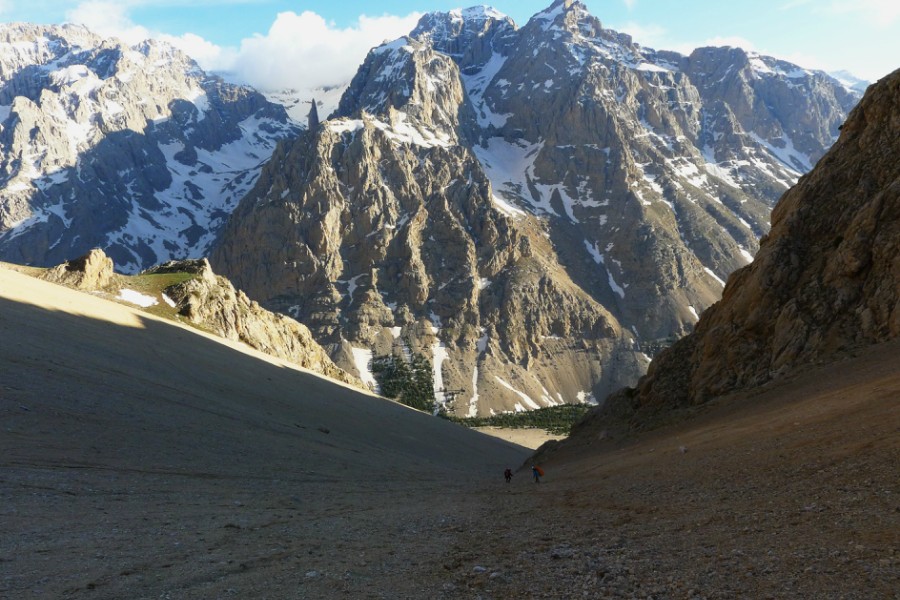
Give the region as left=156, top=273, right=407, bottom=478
left=567, top=67, right=900, bottom=436
left=147, top=258, right=360, bottom=386
left=212, top=1, right=857, bottom=415
left=0, top=23, right=296, bottom=272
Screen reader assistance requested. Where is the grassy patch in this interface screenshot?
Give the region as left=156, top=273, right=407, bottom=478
left=126, top=271, right=196, bottom=294
left=113, top=271, right=198, bottom=322
left=448, top=404, right=593, bottom=436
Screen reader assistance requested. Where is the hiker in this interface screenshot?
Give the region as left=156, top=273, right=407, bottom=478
left=532, top=464, right=541, bottom=483
left=504, top=467, right=512, bottom=483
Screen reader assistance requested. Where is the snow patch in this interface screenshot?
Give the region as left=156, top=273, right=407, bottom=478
left=704, top=267, right=726, bottom=287
left=495, top=376, right=540, bottom=410
left=576, top=390, right=598, bottom=405
left=432, top=338, right=448, bottom=409
left=351, top=347, right=378, bottom=391
left=117, top=288, right=158, bottom=308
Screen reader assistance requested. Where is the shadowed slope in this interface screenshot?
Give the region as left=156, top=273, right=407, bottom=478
left=0, top=267, right=528, bottom=597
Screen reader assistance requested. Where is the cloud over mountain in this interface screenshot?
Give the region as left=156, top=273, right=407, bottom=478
left=65, top=2, right=421, bottom=92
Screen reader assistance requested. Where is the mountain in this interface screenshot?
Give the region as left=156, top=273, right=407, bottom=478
left=564, top=66, right=900, bottom=439
left=210, top=0, right=859, bottom=415
left=830, top=69, right=871, bottom=94
left=0, top=23, right=297, bottom=273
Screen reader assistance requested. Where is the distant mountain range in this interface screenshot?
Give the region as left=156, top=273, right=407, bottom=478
left=0, top=1, right=862, bottom=415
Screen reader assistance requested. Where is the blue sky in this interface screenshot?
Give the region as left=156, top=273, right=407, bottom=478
left=2, top=1, right=897, bottom=91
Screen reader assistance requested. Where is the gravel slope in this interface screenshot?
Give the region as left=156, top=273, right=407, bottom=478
left=1, top=265, right=897, bottom=598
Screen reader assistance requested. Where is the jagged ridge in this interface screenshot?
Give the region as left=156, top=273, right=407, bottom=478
left=569, top=67, right=900, bottom=437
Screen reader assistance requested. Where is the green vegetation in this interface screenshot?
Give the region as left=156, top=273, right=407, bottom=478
left=371, top=351, right=435, bottom=413
left=119, top=271, right=198, bottom=321
left=448, top=404, right=593, bottom=436
left=128, top=271, right=196, bottom=292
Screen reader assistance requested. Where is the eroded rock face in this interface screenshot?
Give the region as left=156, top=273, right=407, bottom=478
left=40, top=247, right=116, bottom=290
left=576, top=68, right=900, bottom=431
left=211, top=1, right=859, bottom=416
left=145, top=259, right=361, bottom=388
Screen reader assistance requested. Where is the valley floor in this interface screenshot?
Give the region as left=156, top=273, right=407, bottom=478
left=1, top=267, right=898, bottom=598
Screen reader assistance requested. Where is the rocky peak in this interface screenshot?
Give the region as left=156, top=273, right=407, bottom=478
left=211, top=0, right=860, bottom=416
left=410, top=7, right=516, bottom=73
left=334, top=36, right=469, bottom=143
left=40, top=247, right=116, bottom=290
left=307, top=98, right=320, bottom=130
left=528, top=0, right=602, bottom=39
left=683, top=46, right=857, bottom=166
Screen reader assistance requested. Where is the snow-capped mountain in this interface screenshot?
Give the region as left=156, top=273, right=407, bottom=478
left=829, top=70, right=871, bottom=95
left=210, top=0, right=859, bottom=415
left=0, top=23, right=296, bottom=272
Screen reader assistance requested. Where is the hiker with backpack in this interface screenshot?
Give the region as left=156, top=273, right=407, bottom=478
left=504, top=467, right=512, bottom=483
left=532, top=464, right=543, bottom=483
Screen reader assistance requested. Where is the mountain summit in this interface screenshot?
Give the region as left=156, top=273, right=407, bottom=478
left=211, top=2, right=858, bottom=415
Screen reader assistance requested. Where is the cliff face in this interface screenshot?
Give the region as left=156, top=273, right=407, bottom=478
left=33, top=248, right=360, bottom=388
left=145, top=259, right=362, bottom=388
left=212, top=34, right=646, bottom=415
left=573, top=68, right=900, bottom=431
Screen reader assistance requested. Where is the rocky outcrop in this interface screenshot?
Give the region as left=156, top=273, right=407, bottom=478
left=145, top=259, right=361, bottom=387
left=0, top=23, right=296, bottom=273
left=40, top=247, right=117, bottom=290
left=568, top=68, right=900, bottom=435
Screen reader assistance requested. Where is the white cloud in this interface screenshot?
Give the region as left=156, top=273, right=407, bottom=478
left=161, top=32, right=238, bottom=72
left=66, top=1, right=151, bottom=44
left=623, top=0, right=637, bottom=8
left=64, top=2, right=422, bottom=95
left=230, top=11, right=422, bottom=92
